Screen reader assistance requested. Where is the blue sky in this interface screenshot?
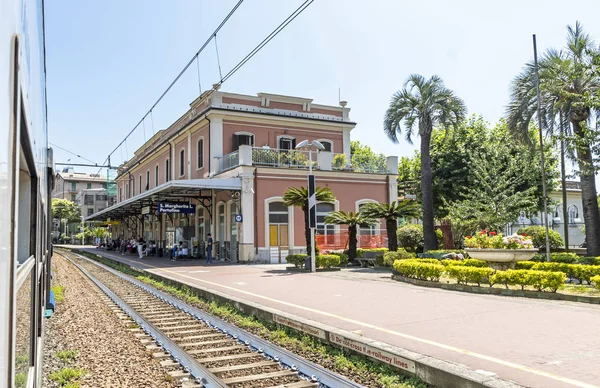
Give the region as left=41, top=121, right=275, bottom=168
left=46, top=0, right=600, bottom=177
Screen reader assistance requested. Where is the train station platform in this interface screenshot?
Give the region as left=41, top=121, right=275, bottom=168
left=64, top=246, right=600, bottom=388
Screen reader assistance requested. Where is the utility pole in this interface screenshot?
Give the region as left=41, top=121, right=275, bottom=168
left=533, top=34, right=552, bottom=261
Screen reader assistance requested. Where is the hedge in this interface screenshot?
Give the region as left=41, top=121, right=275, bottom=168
left=326, top=251, right=349, bottom=266
left=490, top=269, right=566, bottom=292
left=592, top=275, right=600, bottom=291
left=286, top=254, right=308, bottom=268
left=445, top=266, right=494, bottom=286
left=515, top=261, right=537, bottom=270
left=397, top=224, right=424, bottom=252
left=515, top=226, right=563, bottom=249
left=393, top=260, right=443, bottom=281
left=381, top=249, right=415, bottom=267
left=316, top=254, right=341, bottom=268
left=441, top=259, right=488, bottom=268
left=551, top=252, right=579, bottom=264
left=577, top=256, right=600, bottom=265
left=530, top=262, right=600, bottom=284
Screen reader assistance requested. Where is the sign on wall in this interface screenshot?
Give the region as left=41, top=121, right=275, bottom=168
left=235, top=214, right=243, bottom=222
left=158, top=203, right=196, bottom=214
left=141, top=206, right=151, bottom=215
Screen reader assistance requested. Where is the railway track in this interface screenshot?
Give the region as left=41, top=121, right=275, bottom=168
left=56, top=250, right=365, bottom=388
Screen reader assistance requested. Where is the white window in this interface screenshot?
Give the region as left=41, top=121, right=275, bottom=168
left=316, top=203, right=335, bottom=238
left=568, top=205, right=579, bottom=224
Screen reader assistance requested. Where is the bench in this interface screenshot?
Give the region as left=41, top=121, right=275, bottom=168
left=356, top=257, right=377, bottom=267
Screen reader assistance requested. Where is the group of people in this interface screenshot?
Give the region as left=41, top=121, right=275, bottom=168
left=169, top=233, right=214, bottom=264
left=115, top=236, right=156, bottom=259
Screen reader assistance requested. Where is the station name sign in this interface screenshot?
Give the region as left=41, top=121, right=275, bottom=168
left=158, top=203, right=196, bottom=214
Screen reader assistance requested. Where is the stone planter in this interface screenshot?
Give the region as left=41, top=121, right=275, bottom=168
left=465, top=249, right=538, bottom=270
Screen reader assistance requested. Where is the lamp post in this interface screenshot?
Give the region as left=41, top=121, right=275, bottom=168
left=295, top=140, right=325, bottom=273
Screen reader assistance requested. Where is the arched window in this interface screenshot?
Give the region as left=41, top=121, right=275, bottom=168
left=179, top=149, right=185, bottom=177
left=317, top=139, right=333, bottom=152
left=568, top=205, right=579, bottom=224
left=197, top=138, right=204, bottom=169
left=316, top=203, right=335, bottom=238
left=278, top=136, right=295, bottom=150
left=267, top=201, right=289, bottom=263
left=232, top=132, right=254, bottom=151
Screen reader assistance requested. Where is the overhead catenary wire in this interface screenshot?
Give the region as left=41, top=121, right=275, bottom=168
left=108, top=0, right=315, bottom=180
left=49, top=142, right=99, bottom=165
left=101, top=0, right=244, bottom=164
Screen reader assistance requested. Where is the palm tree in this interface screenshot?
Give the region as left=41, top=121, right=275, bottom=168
left=384, top=74, right=467, bottom=251
left=325, top=211, right=376, bottom=261
left=507, top=22, right=600, bottom=256
left=361, top=200, right=420, bottom=251
left=283, top=186, right=335, bottom=255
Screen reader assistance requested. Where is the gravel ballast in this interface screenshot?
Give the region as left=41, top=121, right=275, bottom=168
left=43, top=254, right=179, bottom=387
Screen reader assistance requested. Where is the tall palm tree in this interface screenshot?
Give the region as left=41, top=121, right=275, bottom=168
left=384, top=74, right=467, bottom=251
left=360, top=200, right=421, bottom=251
left=324, top=211, right=376, bottom=261
left=507, top=22, right=600, bottom=256
left=283, top=186, right=335, bottom=255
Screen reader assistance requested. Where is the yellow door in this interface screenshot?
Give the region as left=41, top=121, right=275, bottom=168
left=280, top=225, right=288, bottom=247
left=269, top=225, right=279, bottom=246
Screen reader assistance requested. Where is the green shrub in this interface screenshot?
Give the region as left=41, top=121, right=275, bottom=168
left=577, top=256, right=600, bottom=265
left=442, top=259, right=488, bottom=268
left=382, top=249, right=415, bottom=267
left=285, top=254, right=308, bottom=268
left=446, top=266, right=494, bottom=286
left=515, top=261, right=536, bottom=270
left=531, top=262, right=574, bottom=278
left=591, top=275, right=600, bottom=290
left=550, top=252, right=578, bottom=264
left=393, top=260, right=443, bottom=281
left=515, top=226, right=563, bottom=249
left=326, top=252, right=349, bottom=266
left=397, top=224, right=424, bottom=252
left=410, top=258, right=441, bottom=264
left=490, top=269, right=565, bottom=292
left=571, top=265, right=600, bottom=284
left=316, top=254, right=341, bottom=268
left=530, top=253, right=545, bottom=262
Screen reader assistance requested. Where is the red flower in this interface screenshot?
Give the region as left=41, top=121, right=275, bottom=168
left=489, top=231, right=497, bottom=236
left=480, top=231, right=486, bottom=235
left=521, top=234, right=527, bottom=237
left=466, top=236, right=471, bottom=239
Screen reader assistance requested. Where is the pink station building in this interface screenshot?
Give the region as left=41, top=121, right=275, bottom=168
left=87, top=91, right=399, bottom=263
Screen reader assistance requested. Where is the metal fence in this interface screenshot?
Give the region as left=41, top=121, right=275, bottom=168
left=219, top=150, right=240, bottom=171
left=252, top=148, right=316, bottom=169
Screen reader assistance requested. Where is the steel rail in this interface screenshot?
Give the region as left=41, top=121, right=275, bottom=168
left=65, top=249, right=365, bottom=388
left=59, top=252, right=228, bottom=388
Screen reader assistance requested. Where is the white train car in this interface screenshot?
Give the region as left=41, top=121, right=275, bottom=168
left=0, top=0, right=53, bottom=387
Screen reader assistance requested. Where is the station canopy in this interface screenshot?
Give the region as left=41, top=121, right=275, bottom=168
left=85, top=178, right=241, bottom=221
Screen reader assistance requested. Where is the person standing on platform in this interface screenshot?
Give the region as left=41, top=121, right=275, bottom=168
left=205, top=233, right=213, bottom=264
left=137, top=236, right=144, bottom=259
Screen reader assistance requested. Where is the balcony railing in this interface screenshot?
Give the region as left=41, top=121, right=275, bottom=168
left=219, top=150, right=240, bottom=171
left=251, top=147, right=316, bottom=169
left=215, top=146, right=395, bottom=175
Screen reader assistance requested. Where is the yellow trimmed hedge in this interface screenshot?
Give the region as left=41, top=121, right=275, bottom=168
left=445, top=265, right=494, bottom=286
left=393, top=260, right=444, bottom=281
left=490, top=269, right=566, bottom=292
left=592, top=275, right=600, bottom=291
left=441, top=259, right=488, bottom=268
left=382, top=250, right=415, bottom=266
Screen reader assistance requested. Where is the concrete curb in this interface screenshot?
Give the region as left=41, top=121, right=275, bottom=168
left=68, top=248, right=525, bottom=388
left=391, top=273, right=600, bottom=305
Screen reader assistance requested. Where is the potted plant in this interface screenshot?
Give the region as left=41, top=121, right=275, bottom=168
left=332, top=153, right=347, bottom=170
left=464, top=230, right=538, bottom=270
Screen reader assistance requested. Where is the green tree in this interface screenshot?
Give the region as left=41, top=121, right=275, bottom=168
left=324, top=211, right=376, bottom=261
left=428, top=117, right=558, bottom=218
left=507, top=22, right=600, bottom=256
left=448, top=145, right=539, bottom=235
left=91, top=227, right=108, bottom=240
left=51, top=198, right=81, bottom=223
left=397, top=154, right=420, bottom=198
left=361, top=200, right=420, bottom=252
left=283, top=186, right=335, bottom=255
left=384, top=74, right=467, bottom=251
left=350, top=140, right=386, bottom=172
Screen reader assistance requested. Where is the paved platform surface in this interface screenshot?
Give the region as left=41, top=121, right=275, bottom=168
left=69, top=247, right=600, bottom=388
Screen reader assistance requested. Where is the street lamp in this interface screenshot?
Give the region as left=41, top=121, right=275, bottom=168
left=295, top=140, right=325, bottom=273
